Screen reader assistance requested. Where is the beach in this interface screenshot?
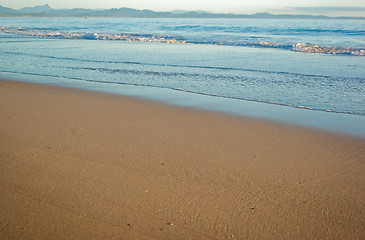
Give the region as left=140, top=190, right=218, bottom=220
left=0, top=78, right=364, bottom=239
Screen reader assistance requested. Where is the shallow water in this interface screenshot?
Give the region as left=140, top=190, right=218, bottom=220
left=1, top=17, right=365, bottom=54
left=0, top=18, right=365, bottom=137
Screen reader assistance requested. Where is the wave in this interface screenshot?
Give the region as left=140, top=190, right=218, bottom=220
left=5, top=50, right=364, bottom=81
left=293, top=43, right=365, bottom=55
left=161, top=24, right=365, bottom=35
left=0, top=26, right=186, bottom=44
left=1, top=68, right=363, bottom=116
left=1, top=26, right=364, bottom=56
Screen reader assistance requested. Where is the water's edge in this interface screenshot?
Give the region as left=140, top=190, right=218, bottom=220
left=2, top=72, right=365, bottom=139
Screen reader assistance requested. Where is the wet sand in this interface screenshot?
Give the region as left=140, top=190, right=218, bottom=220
left=0, top=79, right=364, bottom=239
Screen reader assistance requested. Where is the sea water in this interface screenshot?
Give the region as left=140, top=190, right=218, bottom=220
left=0, top=18, right=364, bottom=137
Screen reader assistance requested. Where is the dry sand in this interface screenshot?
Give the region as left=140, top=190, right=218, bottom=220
left=0, top=79, right=364, bottom=239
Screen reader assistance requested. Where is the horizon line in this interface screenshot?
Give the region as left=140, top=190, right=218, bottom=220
left=1, top=4, right=364, bottom=18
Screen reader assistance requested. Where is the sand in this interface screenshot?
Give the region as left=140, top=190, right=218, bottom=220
left=0, top=79, right=364, bottom=239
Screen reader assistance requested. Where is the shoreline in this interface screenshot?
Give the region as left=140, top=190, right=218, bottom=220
left=2, top=73, right=365, bottom=139
left=1, top=78, right=364, bottom=239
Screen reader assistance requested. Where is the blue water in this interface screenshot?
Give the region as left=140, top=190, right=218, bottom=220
left=1, top=17, right=365, bottom=136
left=1, top=18, right=365, bottom=54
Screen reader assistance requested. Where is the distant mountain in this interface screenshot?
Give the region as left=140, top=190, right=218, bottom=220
left=171, top=10, right=190, bottom=14
left=50, top=8, right=101, bottom=16
left=250, top=12, right=331, bottom=19
left=93, top=7, right=171, bottom=18
left=19, top=4, right=53, bottom=13
left=0, top=5, right=15, bottom=13
left=171, top=10, right=211, bottom=15
left=0, top=4, right=363, bottom=20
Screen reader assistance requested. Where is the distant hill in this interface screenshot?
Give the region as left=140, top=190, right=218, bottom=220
left=0, top=4, right=363, bottom=20
left=0, top=5, right=15, bottom=13
left=19, top=4, right=53, bottom=13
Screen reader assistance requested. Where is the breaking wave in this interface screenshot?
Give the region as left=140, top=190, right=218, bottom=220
left=0, top=26, right=186, bottom=44
left=292, top=43, right=365, bottom=55
left=1, top=26, right=364, bottom=56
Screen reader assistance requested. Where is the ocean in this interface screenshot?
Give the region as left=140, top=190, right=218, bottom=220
left=0, top=17, right=364, bottom=136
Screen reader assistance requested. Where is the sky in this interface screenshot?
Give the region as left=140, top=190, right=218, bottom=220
left=2, top=0, right=365, bottom=17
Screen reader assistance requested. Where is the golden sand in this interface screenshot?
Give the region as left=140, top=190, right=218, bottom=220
left=1, top=79, right=364, bottom=239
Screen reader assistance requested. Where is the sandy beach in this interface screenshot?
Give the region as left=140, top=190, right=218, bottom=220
left=0, top=79, right=364, bottom=239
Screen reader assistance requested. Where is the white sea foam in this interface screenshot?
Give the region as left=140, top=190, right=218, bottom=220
left=293, top=43, right=365, bottom=56
left=0, top=27, right=186, bottom=44
left=2, top=26, right=364, bottom=56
